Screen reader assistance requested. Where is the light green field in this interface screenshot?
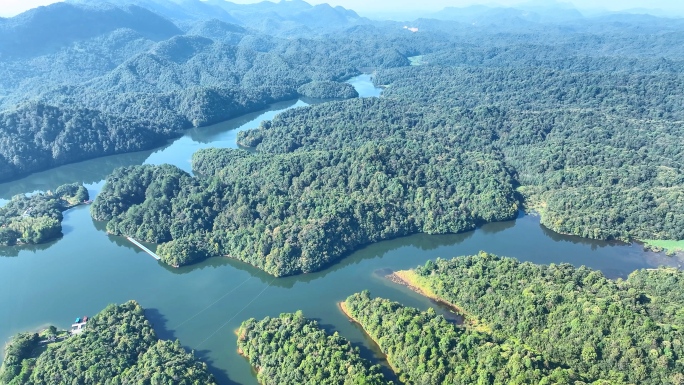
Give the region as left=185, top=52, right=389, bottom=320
left=643, top=239, right=684, bottom=254
left=408, top=55, right=424, bottom=66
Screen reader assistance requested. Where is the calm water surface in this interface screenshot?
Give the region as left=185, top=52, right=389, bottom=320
left=0, top=75, right=680, bottom=384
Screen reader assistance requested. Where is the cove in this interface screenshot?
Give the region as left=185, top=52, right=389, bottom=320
left=0, top=74, right=681, bottom=384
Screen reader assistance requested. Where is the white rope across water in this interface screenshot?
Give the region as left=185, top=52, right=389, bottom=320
left=197, top=277, right=276, bottom=348
left=173, top=276, right=253, bottom=329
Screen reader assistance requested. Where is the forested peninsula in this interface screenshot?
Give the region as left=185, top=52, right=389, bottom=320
left=235, top=259, right=684, bottom=384
left=83, top=0, right=684, bottom=270
left=342, top=292, right=581, bottom=384
left=0, top=183, right=88, bottom=246
left=391, top=253, right=684, bottom=385
left=237, top=312, right=389, bottom=385
left=92, top=127, right=518, bottom=275
left=0, top=301, right=216, bottom=385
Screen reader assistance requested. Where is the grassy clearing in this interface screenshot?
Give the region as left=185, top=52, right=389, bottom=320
left=643, top=239, right=684, bottom=254
left=408, top=55, right=424, bottom=66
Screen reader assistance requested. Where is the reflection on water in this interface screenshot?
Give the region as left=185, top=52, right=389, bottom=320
left=0, top=149, right=160, bottom=200
left=348, top=74, right=382, bottom=98
left=0, top=238, right=58, bottom=258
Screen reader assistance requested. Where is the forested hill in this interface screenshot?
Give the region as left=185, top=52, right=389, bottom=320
left=90, top=6, right=684, bottom=271
left=236, top=27, right=684, bottom=247
left=237, top=312, right=390, bottom=385
left=0, top=183, right=88, bottom=246
left=343, top=292, right=581, bottom=384
left=0, top=1, right=434, bottom=182
left=92, top=137, right=518, bottom=275
left=401, top=254, right=684, bottom=384
left=0, top=301, right=216, bottom=385
left=67, top=0, right=370, bottom=36
left=0, top=102, right=174, bottom=182
left=0, top=3, right=181, bottom=59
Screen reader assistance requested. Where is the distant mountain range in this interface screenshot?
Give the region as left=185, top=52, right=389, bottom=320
left=0, top=0, right=682, bottom=182
left=0, top=3, right=181, bottom=59
left=0, top=0, right=421, bottom=181
left=369, top=1, right=683, bottom=25
left=66, top=0, right=369, bottom=35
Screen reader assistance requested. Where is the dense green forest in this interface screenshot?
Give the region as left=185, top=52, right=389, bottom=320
left=236, top=60, right=684, bottom=245
left=0, top=301, right=216, bottom=385
left=0, top=183, right=88, bottom=246
left=232, top=264, right=684, bottom=385
left=0, top=103, right=175, bottom=182
left=93, top=49, right=684, bottom=270
left=0, top=1, right=446, bottom=181
left=297, top=81, right=359, bottom=99
left=343, top=291, right=583, bottom=384
left=237, top=311, right=389, bottom=385
left=401, top=253, right=684, bottom=384
left=5, top=0, right=684, bottom=255
left=91, top=130, right=518, bottom=274
left=372, top=63, right=684, bottom=243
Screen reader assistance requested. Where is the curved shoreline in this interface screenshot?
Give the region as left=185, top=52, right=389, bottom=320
left=336, top=301, right=402, bottom=377
left=385, top=270, right=489, bottom=332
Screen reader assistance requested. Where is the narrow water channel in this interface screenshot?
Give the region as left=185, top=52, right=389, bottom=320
left=0, top=74, right=680, bottom=384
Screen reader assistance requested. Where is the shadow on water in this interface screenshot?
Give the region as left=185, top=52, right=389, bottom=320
left=0, top=237, right=60, bottom=257
left=538, top=220, right=628, bottom=249
left=145, top=308, right=177, bottom=341
left=312, top=318, right=402, bottom=385
left=94, top=213, right=522, bottom=289
left=146, top=308, right=241, bottom=385
left=195, top=348, right=242, bottom=385
left=186, top=99, right=301, bottom=144
left=0, top=148, right=161, bottom=200
left=272, top=216, right=524, bottom=286
left=478, top=211, right=521, bottom=234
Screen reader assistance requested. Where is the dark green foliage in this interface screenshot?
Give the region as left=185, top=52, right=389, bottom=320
left=113, top=340, right=216, bottom=385
left=377, top=65, right=684, bottom=121
left=237, top=311, right=390, bottom=385
left=623, top=268, right=684, bottom=327
left=413, top=253, right=684, bottom=384
left=236, top=97, right=506, bottom=154
left=93, top=137, right=518, bottom=275
left=369, top=61, right=684, bottom=243
left=344, top=292, right=581, bottom=385
left=297, top=81, right=359, bottom=99
left=91, top=164, right=193, bottom=243
left=191, top=147, right=252, bottom=177
left=0, top=183, right=88, bottom=245
left=0, top=102, right=174, bottom=182
left=0, top=333, right=40, bottom=385
left=0, top=301, right=216, bottom=385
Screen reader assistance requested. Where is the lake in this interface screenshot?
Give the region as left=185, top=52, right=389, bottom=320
left=0, top=74, right=680, bottom=384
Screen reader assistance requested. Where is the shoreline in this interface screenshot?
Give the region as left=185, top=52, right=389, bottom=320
left=385, top=270, right=489, bottom=332
left=336, top=301, right=402, bottom=376
left=234, top=329, right=244, bottom=356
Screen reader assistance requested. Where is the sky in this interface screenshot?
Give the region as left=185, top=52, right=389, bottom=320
left=0, top=0, right=682, bottom=17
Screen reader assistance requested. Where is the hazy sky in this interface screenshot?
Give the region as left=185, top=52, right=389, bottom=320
left=1, top=0, right=682, bottom=17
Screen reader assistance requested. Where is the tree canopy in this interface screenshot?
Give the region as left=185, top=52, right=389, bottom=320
left=0, top=301, right=216, bottom=385
left=405, top=253, right=684, bottom=384
left=237, top=311, right=390, bottom=385
left=0, top=183, right=88, bottom=246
